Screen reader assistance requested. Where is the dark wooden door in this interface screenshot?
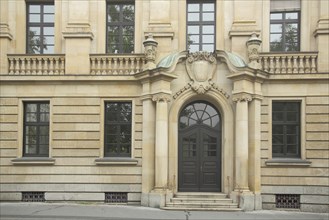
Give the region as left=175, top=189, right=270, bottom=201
left=178, top=101, right=221, bottom=192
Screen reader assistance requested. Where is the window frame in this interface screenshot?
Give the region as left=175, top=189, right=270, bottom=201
left=270, top=11, right=300, bottom=52
left=23, top=101, right=50, bottom=157
left=186, top=0, right=216, bottom=52
left=26, top=2, right=55, bottom=54
left=271, top=101, right=301, bottom=158
left=104, top=101, right=133, bottom=157
left=106, top=0, right=135, bottom=54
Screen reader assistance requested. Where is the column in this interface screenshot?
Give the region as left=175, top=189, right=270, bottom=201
left=152, top=93, right=171, bottom=190
left=234, top=94, right=252, bottom=192
left=141, top=94, right=155, bottom=206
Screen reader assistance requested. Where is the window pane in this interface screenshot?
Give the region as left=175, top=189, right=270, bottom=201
left=287, top=145, right=297, bottom=154
left=203, top=25, right=214, bottom=34
left=202, top=35, right=214, bottom=44
left=44, top=46, right=54, bottom=54
left=270, top=34, right=282, bottom=42
left=189, top=35, right=199, bottom=44
left=39, top=145, right=49, bottom=155
left=270, top=13, right=282, bottom=20
left=202, top=44, right=214, bottom=52
left=26, top=126, right=37, bottom=136
left=26, top=145, right=37, bottom=154
left=271, top=24, right=282, bottom=33
left=44, top=14, right=54, bottom=23
left=29, top=5, right=41, bottom=13
left=188, top=4, right=200, bottom=12
left=29, top=14, right=40, bottom=22
left=26, top=113, right=37, bottom=122
left=188, top=13, right=200, bottom=22
left=44, top=36, right=54, bottom=45
left=108, top=5, right=120, bottom=22
left=188, top=26, right=199, bottom=34
left=286, top=12, right=298, bottom=19
left=44, top=5, right=54, bottom=13
left=273, top=135, right=283, bottom=144
left=189, top=44, right=199, bottom=52
left=273, top=112, right=284, bottom=121
left=272, top=145, right=283, bottom=154
left=273, top=103, right=284, bottom=111
left=202, top=13, right=214, bottom=21
left=203, top=3, right=214, bottom=12
left=123, top=5, right=134, bottom=22
left=273, top=125, right=284, bottom=134
left=44, top=27, right=54, bottom=35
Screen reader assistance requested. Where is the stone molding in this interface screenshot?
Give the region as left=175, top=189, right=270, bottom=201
left=173, top=81, right=230, bottom=100
left=232, top=93, right=252, bottom=102
left=0, top=23, right=13, bottom=40
left=152, top=93, right=171, bottom=103
left=63, top=23, right=94, bottom=39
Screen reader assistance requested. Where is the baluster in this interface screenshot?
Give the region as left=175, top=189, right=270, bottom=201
left=32, top=58, right=37, bottom=75
left=286, top=56, right=292, bottom=73
left=54, top=57, right=59, bottom=75
left=119, top=58, right=124, bottom=75
left=20, top=58, right=26, bottom=75
left=292, top=56, right=298, bottom=74
left=262, top=57, right=268, bottom=72
left=14, top=58, right=20, bottom=75
left=60, top=57, right=65, bottom=75
left=136, top=58, right=141, bottom=72
left=311, top=55, right=317, bottom=73
left=96, top=57, right=101, bottom=75
left=43, top=57, right=49, bottom=75
left=37, top=57, right=42, bottom=75
left=26, top=58, right=31, bottom=75
left=275, top=56, right=280, bottom=74
left=113, top=57, right=118, bottom=75
left=269, top=56, right=274, bottom=73
left=281, top=56, right=286, bottom=74
left=8, top=58, right=14, bottom=74
left=125, top=57, right=130, bottom=75
left=298, top=55, right=304, bottom=74
left=107, top=57, right=112, bottom=75
left=90, top=57, right=96, bottom=75
left=130, top=57, right=135, bottom=74
left=49, top=57, right=54, bottom=75
left=304, top=56, right=310, bottom=73
left=101, top=58, right=107, bottom=75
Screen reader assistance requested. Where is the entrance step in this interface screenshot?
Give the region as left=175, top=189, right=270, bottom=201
left=163, top=193, right=241, bottom=211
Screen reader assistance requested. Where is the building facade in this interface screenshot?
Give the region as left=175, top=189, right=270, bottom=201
left=0, top=0, right=328, bottom=213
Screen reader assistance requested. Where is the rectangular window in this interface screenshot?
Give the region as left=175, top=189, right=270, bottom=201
left=187, top=1, right=215, bottom=52
left=104, top=102, right=132, bottom=157
left=106, top=1, right=135, bottom=53
left=272, top=101, right=300, bottom=158
left=23, top=102, right=50, bottom=157
left=27, top=3, right=55, bottom=54
left=270, top=11, right=300, bottom=51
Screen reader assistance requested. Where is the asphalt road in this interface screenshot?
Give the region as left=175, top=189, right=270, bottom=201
left=0, top=203, right=328, bottom=220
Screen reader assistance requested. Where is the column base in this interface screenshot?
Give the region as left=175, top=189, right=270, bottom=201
left=230, top=190, right=258, bottom=211
left=144, top=188, right=167, bottom=208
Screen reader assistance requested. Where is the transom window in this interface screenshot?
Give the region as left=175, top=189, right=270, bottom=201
left=270, top=11, right=300, bottom=51
left=104, top=102, right=132, bottom=157
left=23, top=102, right=50, bottom=157
left=106, top=1, right=135, bottom=53
left=179, top=102, right=220, bottom=130
left=27, top=3, right=55, bottom=54
left=187, top=1, right=216, bottom=52
left=272, top=101, right=300, bottom=158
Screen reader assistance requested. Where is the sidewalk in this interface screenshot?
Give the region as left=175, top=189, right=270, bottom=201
left=0, top=202, right=328, bottom=220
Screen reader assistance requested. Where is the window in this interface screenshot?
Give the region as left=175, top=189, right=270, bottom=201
left=187, top=1, right=215, bottom=52
left=270, top=11, right=300, bottom=51
left=27, top=3, right=55, bottom=54
left=106, top=1, right=135, bottom=53
left=23, top=102, right=50, bottom=157
left=272, top=102, right=300, bottom=158
left=104, top=102, right=132, bottom=157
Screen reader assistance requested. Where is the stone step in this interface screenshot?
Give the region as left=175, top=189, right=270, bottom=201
left=162, top=206, right=242, bottom=211
left=174, top=192, right=228, bottom=199
left=171, top=198, right=233, bottom=204
left=166, top=202, right=239, bottom=208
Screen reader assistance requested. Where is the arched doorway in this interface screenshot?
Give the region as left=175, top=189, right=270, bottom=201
left=178, top=101, right=221, bottom=192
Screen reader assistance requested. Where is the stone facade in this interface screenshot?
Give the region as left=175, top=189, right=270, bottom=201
left=0, top=0, right=328, bottom=213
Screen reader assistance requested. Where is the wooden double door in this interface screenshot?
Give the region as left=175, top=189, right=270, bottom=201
left=178, top=101, right=221, bottom=192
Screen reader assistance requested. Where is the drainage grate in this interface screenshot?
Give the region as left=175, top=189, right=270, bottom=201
left=276, top=194, right=300, bottom=209
left=22, top=192, right=45, bottom=202
left=105, top=192, right=128, bottom=203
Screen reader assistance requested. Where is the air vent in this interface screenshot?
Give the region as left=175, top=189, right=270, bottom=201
left=276, top=194, right=300, bottom=209
left=22, top=192, right=45, bottom=202
left=105, top=192, right=128, bottom=203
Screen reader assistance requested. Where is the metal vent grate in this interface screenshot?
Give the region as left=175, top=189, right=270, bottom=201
left=276, top=194, right=300, bottom=209
left=22, top=192, right=45, bottom=202
left=105, top=192, right=128, bottom=203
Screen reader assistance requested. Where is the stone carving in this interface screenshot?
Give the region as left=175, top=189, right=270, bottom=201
left=246, top=33, right=262, bottom=69
left=232, top=94, right=253, bottom=102
left=185, top=51, right=217, bottom=94
left=152, top=93, right=171, bottom=103
left=143, top=34, right=158, bottom=70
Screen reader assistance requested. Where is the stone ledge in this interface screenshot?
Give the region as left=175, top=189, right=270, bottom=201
left=265, top=159, right=312, bottom=167
left=95, top=158, right=138, bottom=165
left=11, top=157, right=55, bottom=165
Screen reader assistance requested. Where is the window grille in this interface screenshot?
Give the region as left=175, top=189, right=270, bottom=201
left=22, top=192, right=45, bottom=202
left=276, top=194, right=300, bottom=209
left=105, top=192, right=128, bottom=203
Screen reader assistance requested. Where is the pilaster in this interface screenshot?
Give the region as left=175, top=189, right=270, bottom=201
left=0, top=0, right=13, bottom=75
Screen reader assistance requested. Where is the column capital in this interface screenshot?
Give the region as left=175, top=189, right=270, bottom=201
left=152, top=93, right=171, bottom=103
left=232, top=93, right=252, bottom=102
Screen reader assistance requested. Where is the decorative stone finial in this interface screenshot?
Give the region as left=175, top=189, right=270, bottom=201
left=143, top=34, right=158, bottom=70
left=246, top=32, right=262, bottom=69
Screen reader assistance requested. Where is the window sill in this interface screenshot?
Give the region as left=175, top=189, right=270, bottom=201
left=11, top=157, right=55, bottom=165
left=95, top=158, right=138, bottom=166
left=265, top=158, right=311, bottom=167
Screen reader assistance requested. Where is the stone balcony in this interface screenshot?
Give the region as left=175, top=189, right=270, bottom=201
left=259, top=52, right=318, bottom=74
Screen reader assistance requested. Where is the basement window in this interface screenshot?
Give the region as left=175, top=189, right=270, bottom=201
left=276, top=194, right=300, bottom=209
left=105, top=192, right=128, bottom=203
left=22, top=192, right=45, bottom=202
